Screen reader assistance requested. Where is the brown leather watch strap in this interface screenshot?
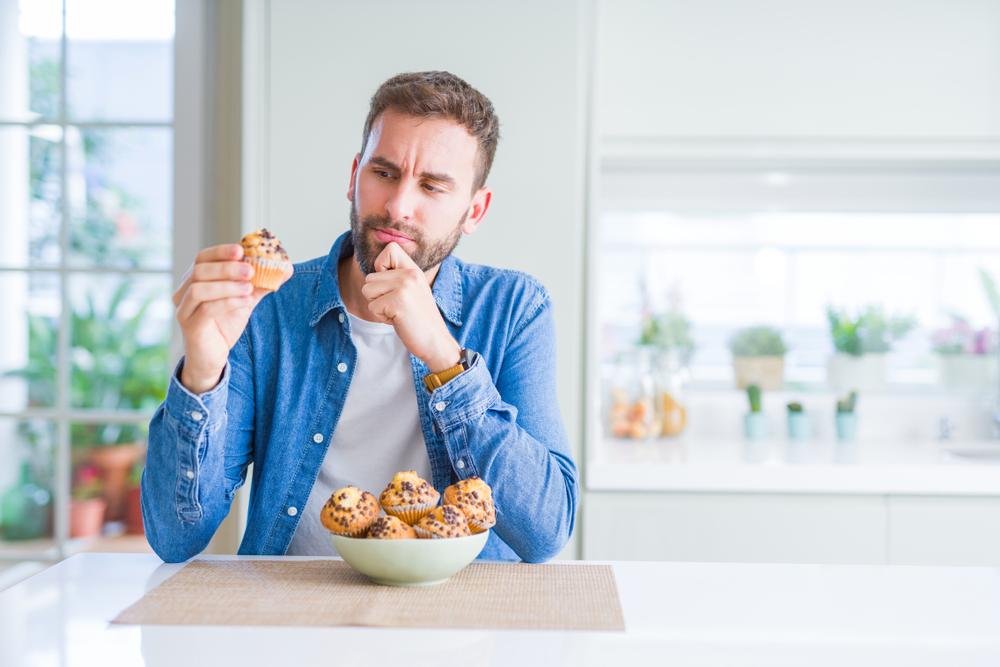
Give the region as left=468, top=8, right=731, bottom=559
left=423, top=362, right=465, bottom=392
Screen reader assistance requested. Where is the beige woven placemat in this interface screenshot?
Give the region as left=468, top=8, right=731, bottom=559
left=111, top=559, right=625, bottom=631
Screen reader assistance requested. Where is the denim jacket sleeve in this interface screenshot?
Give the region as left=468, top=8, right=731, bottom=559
left=141, top=330, right=256, bottom=563
left=427, top=292, right=578, bottom=563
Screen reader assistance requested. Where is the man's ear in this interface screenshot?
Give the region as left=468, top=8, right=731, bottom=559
left=347, top=153, right=361, bottom=202
left=461, top=187, right=492, bottom=235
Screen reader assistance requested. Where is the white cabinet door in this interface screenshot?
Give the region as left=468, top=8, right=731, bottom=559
left=888, top=496, right=1000, bottom=566
left=583, top=492, right=886, bottom=563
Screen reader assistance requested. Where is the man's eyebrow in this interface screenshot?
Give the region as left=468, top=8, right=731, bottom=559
left=369, top=155, right=455, bottom=187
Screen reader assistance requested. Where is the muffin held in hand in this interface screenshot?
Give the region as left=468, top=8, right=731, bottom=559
left=320, top=486, right=379, bottom=537
left=413, top=505, right=472, bottom=539
left=443, top=477, right=496, bottom=534
left=240, top=227, right=293, bottom=292
left=379, top=470, right=440, bottom=525
left=366, top=515, right=417, bottom=540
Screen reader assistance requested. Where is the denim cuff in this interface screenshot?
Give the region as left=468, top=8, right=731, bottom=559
left=427, top=350, right=499, bottom=432
left=163, top=358, right=231, bottom=441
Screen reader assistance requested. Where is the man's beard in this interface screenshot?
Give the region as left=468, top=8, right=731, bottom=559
left=350, top=201, right=465, bottom=275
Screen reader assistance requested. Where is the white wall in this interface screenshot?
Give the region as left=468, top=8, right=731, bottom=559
left=244, top=0, right=590, bottom=556
left=598, top=0, right=1000, bottom=141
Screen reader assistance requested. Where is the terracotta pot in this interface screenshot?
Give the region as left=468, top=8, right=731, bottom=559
left=733, top=356, right=785, bottom=390
left=125, top=485, right=144, bottom=535
left=70, top=498, right=106, bottom=538
left=88, top=444, right=142, bottom=522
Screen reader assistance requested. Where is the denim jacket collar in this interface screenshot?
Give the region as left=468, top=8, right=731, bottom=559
left=308, top=230, right=464, bottom=328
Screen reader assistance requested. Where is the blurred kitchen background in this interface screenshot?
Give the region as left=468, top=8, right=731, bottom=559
left=2, top=0, right=1000, bottom=586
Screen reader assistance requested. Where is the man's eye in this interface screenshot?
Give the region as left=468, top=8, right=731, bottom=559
left=375, top=170, right=394, bottom=179
left=422, top=183, right=439, bottom=193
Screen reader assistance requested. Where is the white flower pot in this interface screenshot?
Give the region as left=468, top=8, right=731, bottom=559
left=827, top=353, right=886, bottom=393
left=936, top=354, right=998, bottom=391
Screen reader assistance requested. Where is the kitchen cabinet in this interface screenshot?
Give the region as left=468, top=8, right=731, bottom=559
left=584, top=491, right=1000, bottom=566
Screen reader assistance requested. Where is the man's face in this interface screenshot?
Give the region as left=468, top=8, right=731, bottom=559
left=348, top=109, right=489, bottom=274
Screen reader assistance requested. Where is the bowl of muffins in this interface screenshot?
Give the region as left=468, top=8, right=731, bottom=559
left=321, top=471, right=496, bottom=587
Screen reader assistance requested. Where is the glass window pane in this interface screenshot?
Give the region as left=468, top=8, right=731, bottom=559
left=72, top=423, right=147, bottom=535
left=65, top=0, right=174, bottom=122
left=0, top=0, right=62, bottom=122
left=0, top=418, right=55, bottom=547
left=0, top=272, right=59, bottom=410
left=0, top=125, right=62, bottom=267
left=68, top=274, right=171, bottom=412
left=67, top=127, right=172, bottom=269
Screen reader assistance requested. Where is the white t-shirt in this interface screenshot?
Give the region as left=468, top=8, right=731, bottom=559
left=286, top=312, right=432, bottom=556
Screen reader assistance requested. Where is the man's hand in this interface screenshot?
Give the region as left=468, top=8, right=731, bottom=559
left=362, top=242, right=461, bottom=372
left=174, top=244, right=293, bottom=393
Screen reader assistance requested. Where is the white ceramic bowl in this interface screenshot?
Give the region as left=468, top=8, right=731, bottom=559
left=331, top=531, right=489, bottom=586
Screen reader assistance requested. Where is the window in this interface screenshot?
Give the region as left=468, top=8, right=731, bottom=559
left=595, top=162, right=1000, bottom=444
left=0, top=0, right=175, bottom=558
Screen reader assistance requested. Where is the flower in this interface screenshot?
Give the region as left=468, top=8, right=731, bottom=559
left=72, top=464, right=104, bottom=500
left=932, top=315, right=996, bottom=355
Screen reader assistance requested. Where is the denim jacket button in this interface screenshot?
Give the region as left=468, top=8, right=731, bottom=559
left=435, top=401, right=447, bottom=412
left=337, top=362, right=348, bottom=373
left=338, top=313, right=345, bottom=324
left=456, top=459, right=466, bottom=470
left=287, top=506, right=298, bottom=517
left=190, top=410, right=203, bottom=422
left=312, top=432, right=324, bottom=443
left=185, top=470, right=195, bottom=480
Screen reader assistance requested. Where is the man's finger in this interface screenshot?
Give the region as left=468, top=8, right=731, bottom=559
left=174, top=249, right=247, bottom=306
left=361, top=278, right=398, bottom=302
left=195, top=244, right=244, bottom=264
left=373, top=241, right=417, bottom=273
left=177, top=281, right=254, bottom=322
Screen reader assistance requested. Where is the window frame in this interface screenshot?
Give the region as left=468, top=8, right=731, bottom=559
left=0, top=0, right=205, bottom=562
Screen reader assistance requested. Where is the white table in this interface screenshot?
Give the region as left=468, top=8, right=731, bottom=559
left=3, top=553, right=1000, bottom=666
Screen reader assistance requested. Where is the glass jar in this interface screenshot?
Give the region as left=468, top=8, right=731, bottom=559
left=652, top=349, right=689, bottom=438
left=606, top=348, right=659, bottom=440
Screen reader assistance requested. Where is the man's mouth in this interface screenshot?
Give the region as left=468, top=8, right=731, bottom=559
left=373, top=228, right=414, bottom=244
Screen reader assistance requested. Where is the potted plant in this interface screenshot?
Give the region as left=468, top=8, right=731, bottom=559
left=826, top=305, right=915, bottom=392
left=743, top=384, right=767, bottom=441
left=835, top=391, right=859, bottom=443
left=70, top=464, right=106, bottom=538
left=6, top=281, right=168, bottom=525
left=729, top=325, right=787, bottom=390
left=125, top=459, right=145, bottom=536
left=931, top=314, right=996, bottom=390
left=786, top=401, right=810, bottom=441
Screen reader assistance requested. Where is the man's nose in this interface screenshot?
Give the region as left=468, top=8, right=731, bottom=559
left=385, top=181, right=418, bottom=223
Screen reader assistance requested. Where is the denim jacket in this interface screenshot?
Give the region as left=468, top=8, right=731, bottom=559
left=142, top=231, right=578, bottom=563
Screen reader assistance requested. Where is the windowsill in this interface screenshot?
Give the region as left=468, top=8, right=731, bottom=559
left=586, top=436, right=1000, bottom=495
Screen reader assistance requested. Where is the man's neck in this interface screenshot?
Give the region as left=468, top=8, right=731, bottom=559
left=337, top=254, right=441, bottom=323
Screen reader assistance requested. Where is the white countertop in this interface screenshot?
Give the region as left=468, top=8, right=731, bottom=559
left=587, top=437, right=1000, bottom=495
left=3, top=553, right=1000, bottom=666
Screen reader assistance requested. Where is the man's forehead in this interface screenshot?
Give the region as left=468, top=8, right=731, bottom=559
left=366, top=110, right=478, bottom=170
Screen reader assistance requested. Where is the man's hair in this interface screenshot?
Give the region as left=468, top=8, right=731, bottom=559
left=361, top=71, right=500, bottom=191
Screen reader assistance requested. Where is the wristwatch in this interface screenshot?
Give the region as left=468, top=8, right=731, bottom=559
left=423, top=348, right=473, bottom=392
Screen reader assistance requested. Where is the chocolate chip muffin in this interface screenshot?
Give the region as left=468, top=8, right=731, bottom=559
left=413, top=504, right=472, bottom=539
left=320, top=485, right=379, bottom=537
left=366, top=515, right=417, bottom=540
left=379, top=470, right=440, bottom=525
left=443, top=477, right=496, bottom=534
left=240, top=227, right=293, bottom=291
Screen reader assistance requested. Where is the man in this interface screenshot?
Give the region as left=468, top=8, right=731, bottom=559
left=142, top=71, right=578, bottom=563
